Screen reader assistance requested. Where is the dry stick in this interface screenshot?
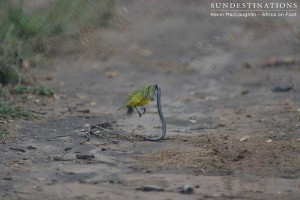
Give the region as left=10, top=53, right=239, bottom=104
left=190, top=125, right=220, bottom=131
left=99, top=126, right=138, bottom=143
left=84, top=122, right=143, bottom=143
left=145, top=84, right=167, bottom=141
left=98, top=126, right=137, bottom=143
left=91, top=126, right=114, bottom=141
left=49, top=133, right=76, bottom=140
left=44, top=126, right=117, bottom=142
left=87, top=125, right=120, bottom=144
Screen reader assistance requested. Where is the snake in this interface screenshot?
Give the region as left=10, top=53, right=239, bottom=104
left=145, top=84, right=167, bottom=141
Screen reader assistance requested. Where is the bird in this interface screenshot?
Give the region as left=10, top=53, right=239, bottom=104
left=117, top=84, right=167, bottom=141
left=117, top=84, right=158, bottom=117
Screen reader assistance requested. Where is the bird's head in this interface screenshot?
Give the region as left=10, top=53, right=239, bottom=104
left=143, top=84, right=159, bottom=101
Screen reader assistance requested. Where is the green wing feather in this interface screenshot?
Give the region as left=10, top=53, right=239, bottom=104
left=116, top=89, right=143, bottom=110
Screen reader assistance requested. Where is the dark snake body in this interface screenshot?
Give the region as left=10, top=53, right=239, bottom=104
left=146, top=85, right=167, bottom=141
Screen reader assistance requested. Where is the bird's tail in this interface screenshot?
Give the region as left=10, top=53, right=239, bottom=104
left=116, top=105, right=134, bottom=115
left=116, top=105, right=125, bottom=111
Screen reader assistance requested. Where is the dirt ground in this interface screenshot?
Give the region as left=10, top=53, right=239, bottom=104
left=1, top=0, right=300, bottom=199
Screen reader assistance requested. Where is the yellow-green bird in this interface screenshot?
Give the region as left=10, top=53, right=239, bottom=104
left=117, top=84, right=167, bottom=141
left=117, top=85, right=158, bottom=117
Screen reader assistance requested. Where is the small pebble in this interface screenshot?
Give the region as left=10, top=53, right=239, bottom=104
left=180, top=184, right=194, bottom=194
left=272, top=84, right=292, bottom=92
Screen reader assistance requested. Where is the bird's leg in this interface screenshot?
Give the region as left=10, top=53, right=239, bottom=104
left=140, top=106, right=146, bottom=115
left=134, top=106, right=142, bottom=118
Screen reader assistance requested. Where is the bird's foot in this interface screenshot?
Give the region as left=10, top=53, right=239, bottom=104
left=141, top=107, right=146, bottom=115
left=134, top=106, right=143, bottom=118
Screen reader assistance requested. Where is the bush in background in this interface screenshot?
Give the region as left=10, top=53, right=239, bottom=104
left=0, top=0, right=114, bottom=85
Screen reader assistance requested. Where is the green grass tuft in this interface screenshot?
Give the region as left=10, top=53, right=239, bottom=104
left=0, top=102, right=32, bottom=119
left=10, top=85, right=33, bottom=94
left=33, top=85, right=54, bottom=96
left=10, top=84, right=54, bottom=96
left=0, top=85, right=11, bottom=100
left=0, top=131, right=9, bottom=140
left=0, top=85, right=7, bottom=96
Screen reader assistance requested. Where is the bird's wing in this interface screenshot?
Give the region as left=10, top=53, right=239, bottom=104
left=125, top=90, right=143, bottom=106
left=117, top=89, right=143, bottom=111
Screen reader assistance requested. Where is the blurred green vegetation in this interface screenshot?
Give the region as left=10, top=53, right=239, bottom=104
left=0, top=101, right=32, bottom=119
left=0, top=130, right=9, bottom=140
left=0, top=0, right=114, bottom=85
left=33, top=84, right=54, bottom=96
left=10, top=84, right=54, bottom=96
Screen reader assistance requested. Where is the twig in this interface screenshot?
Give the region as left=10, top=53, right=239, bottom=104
left=31, top=110, right=47, bottom=115
left=190, top=124, right=222, bottom=131
left=85, top=124, right=119, bottom=144
left=90, top=131, right=118, bottom=144
left=48, top=133, right=76, bottom=140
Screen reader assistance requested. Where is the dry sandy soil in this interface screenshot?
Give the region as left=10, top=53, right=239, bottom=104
left=1, top=0, right=300, bottom=199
